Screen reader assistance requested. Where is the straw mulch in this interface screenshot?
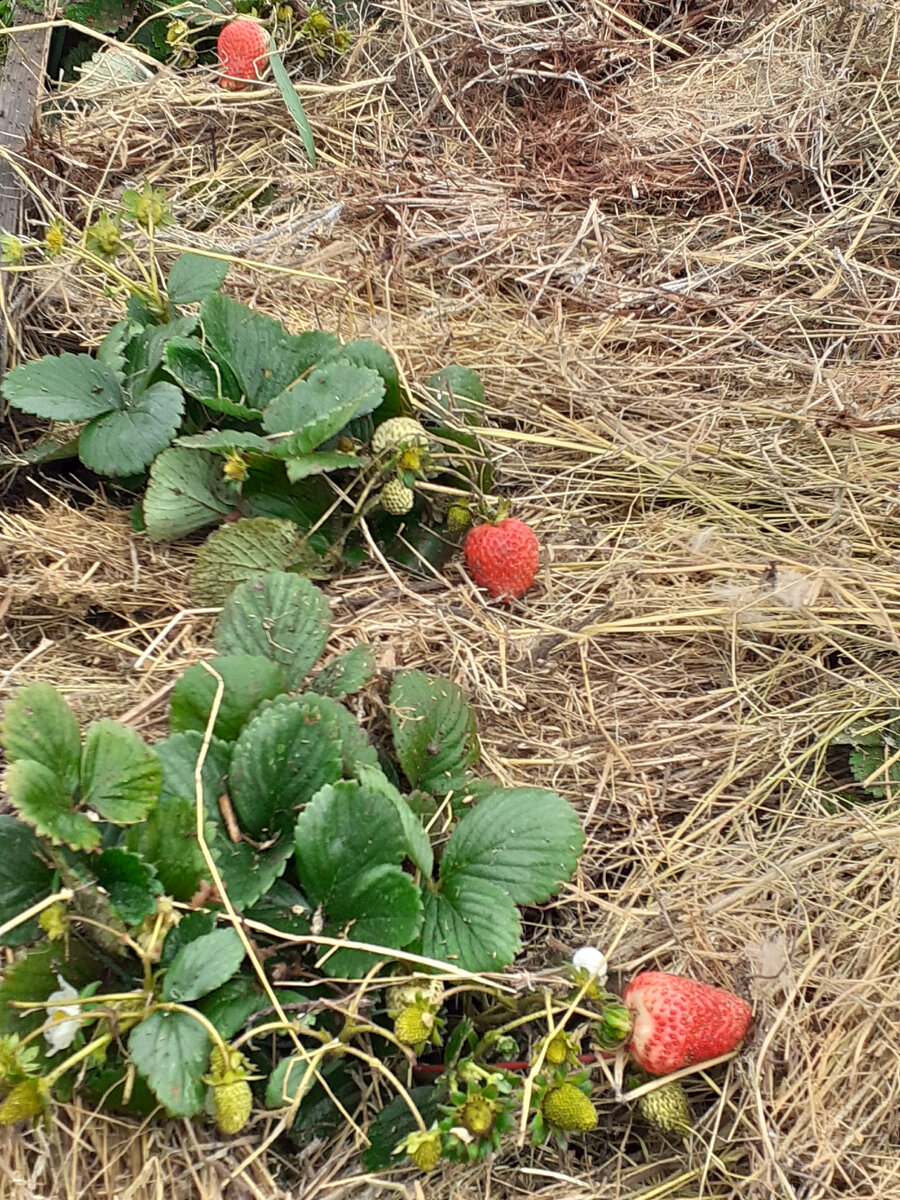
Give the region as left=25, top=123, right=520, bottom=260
left=3, top=0, right=900, bottom=1196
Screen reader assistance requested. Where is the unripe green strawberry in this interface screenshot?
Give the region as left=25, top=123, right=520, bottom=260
left=380, top=478, right=415, bottom=514
left=545, top=1033, right=569, bottom=1066
left=386, top=977, right=445, bottom=1013
left=541, top=1083, right=597, bottom=1133
left=460, top=1095, right=496, bottom=1136
left=637, top=1081, right=691, bottom=1137
left=212, top=1078, right=252, bottom=1135
left=394, top=1006, right=431, bottom=1047
left=446, top=501, right=471, bottom=533
left=400, top=1127, right=442, bottom=1171
left=372, top=417, right=429, bottom=454
left=0, top=1078, right=49, bottom=1126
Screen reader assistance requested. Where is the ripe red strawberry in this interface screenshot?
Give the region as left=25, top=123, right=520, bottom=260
left=217, top=20, right=268, bottom=91
left=623, top=971, right=752, bottom=1075
left=463, top=518, right=539, bottom=600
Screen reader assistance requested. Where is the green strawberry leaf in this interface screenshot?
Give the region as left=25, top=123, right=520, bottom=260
left=356, top=764, right=433, bottom=878
left=390, top=670, right=479, bottom=795
left=200, top=293, right=337, bottom=407
left=5, top=760, right=99, bottom=852
left=142, top=447, right=237, bottom=542
left=256, top=692, right=379, bottom=778
left=283, top=451, right=363, bottom=481
left=1, top=353, right=123, bottom=420
left=0, top=434, right=81, bottom=469
left=212, top=833, right=296, bottom=912
left=169, top=654, right=288, bottom=742
left=128, top=1010, right=209, bottom=1116
left=189, top=518, right=308, bottom=607
left=126, top=795, right=207, bottom=902
left=1, top=682, right=82, bottom=791
left=163, top=339, right=254, bottom=417
left=440, top=787, right=583, bottom=904
left=160, top=911, right=217, bottom=967
left=176, top=430, right=274, bottom=454
left=420, top=874, right=520, bottom=971
left=294, top=780, right=408, bottom=906
left=97, top=319, right=140, bottom=377
left=261, top=360, right=384, bottom=454
left=424, top=363, right=484, bottom=423
left=214, top=571, right=331, bottom=689
left=323, top=339, right=405, bottom=420
left=80, top=719, right=161, bottom=824
left=147, top=726, right=298, bottom=910
left=362, top=1086, right=441, bottom=1171
left=128, top=733, right=230, bottom=901
left=162, top=928, right=245, bottom=1003
left=266, top=1052, right=314, bottom=1108
left=323, top=864, right=423, bottom=977
left=93, top=847, right=163, bottom=927
left=167, top=252, right=228, bottom=305
left=78, top=382, right=185, bottom=477
left=0, top=816, right=55, bottom=947
left=309, top=644, right=376, bottom=699
left=196, top=976, right=269, bottom=1041
left=847, top=745, right=900, bottom=799
left=229, top=695, right=343, bottom=839
left=291, top=778, right=424, bottom=974
left=244, top=879, right=311, bottom=937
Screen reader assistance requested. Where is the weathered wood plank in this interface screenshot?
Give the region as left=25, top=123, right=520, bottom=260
left=0, top=4, right=52, bottom=373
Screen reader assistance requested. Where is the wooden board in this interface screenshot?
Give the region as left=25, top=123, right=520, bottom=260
left=0, top=4, right=53, bottom=373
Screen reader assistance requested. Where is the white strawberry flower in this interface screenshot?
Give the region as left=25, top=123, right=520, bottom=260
left=571, top=946, right=608, bottom=984
left=44, top=975, right=81, bottom=1055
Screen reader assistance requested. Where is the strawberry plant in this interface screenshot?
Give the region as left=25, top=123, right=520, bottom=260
left=0, top=569, right=587, bottom=1137
left=1, top=187, right=493, bottom=600
left=830, top=712, right=900, bottom=805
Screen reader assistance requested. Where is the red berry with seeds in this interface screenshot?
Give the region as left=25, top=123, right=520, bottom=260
left=217, top=20, right=268, bottom=91
left=622, top=971, right=752, bottom=1076
left=463, top=517, right=539, bottom=600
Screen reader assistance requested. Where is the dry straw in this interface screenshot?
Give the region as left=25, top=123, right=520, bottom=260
left=2, top=0, right=900, bottom=1195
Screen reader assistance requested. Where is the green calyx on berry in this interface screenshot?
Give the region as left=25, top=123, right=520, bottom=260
left=439, top=1065, right=517, bottom=1162
left=122, top=182, right=171, bottom=231
left=84, top=213, right=123, bottom=260
left=591, top=999, right=633, bottom=1050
